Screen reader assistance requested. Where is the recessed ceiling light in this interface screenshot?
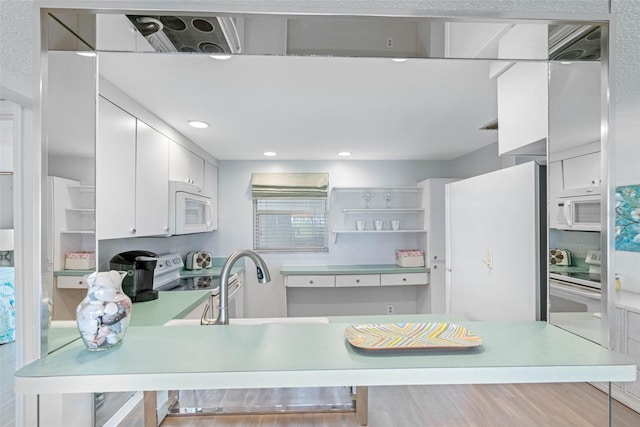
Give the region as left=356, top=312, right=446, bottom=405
left=391, top=58, right=408, bottom=62
left=210, top=54, right=232, bottom=60
left=188, top=120, right=210, bottom=129
left=76, top=52, right=97, bottom=57
left=338, top=151, right=352, bottom=157
left=263, top=151, right=277, bottom=157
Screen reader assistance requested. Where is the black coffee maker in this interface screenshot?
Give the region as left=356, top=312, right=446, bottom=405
left=110, top=250, right=159, bottom=303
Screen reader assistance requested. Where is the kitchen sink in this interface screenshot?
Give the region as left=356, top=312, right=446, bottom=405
left=163, top=316, right=329, bottom=326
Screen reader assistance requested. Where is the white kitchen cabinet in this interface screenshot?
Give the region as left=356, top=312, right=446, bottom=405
left=203, top=161, right=218, bottom=230
left=335, top=274, right=380, bottom=288
left=417, top=178, right=456, bottom=314
left=497, top=62, right=548, bottom=156
left=98, top=97, right=171, bottom=239
left=97, top=97, right=137, bottom=240
left=595, top=299, right=640, bottom=413
left=56, top=275, right=88, bottom=289
left=135, top=120, right=169, bottom=236
left=96, top=14, right=154, bottom=52
left=562, top=151, right=601, bottom=192
left=498, top=24, right=548, bottom=60
left=380, top=272, right=428, bottom=287
left=549, top=143, right=601, bottom=197
left=418, top=179, right=456, bottom=263
left=169, top=141, right=204, bottom=188
left=285, top=275, right=335, bottom=288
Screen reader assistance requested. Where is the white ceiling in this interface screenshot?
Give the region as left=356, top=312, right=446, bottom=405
left=97, top=53, right=499, bottom=161
left=48, top=52, right=499, bottom=161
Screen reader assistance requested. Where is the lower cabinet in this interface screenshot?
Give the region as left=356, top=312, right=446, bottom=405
left=283, top=269, right=429, bottom=317
left=593, top=303, right=640, bottom=413
left=285, top=272, right=428, bottom=288
left=285, top=275, right=335, bottom=288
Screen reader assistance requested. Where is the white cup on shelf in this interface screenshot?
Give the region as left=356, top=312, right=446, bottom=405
left=356, top=220, right=365, bottom=231
left=374, top=219, right=383, bottom=231
left=391, top=219, right=400, bottom=230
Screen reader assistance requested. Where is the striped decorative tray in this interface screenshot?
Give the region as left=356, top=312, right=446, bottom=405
left=344, top=322, right=483, bottom=350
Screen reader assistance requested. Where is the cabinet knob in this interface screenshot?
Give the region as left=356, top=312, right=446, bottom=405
left=433, top=265, right=438, bottom=269
left=356, top=279, right=360, bottom=283
left=433, top=255, right=438, bottom=260
left=402, top=277, right=407, bottom=281
left=131, top=228, right=136, bottom=234
left=309, top=280, right=314, bottom=284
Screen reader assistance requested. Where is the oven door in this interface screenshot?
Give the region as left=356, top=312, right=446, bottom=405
left=549, top=278, right=602, bottom=344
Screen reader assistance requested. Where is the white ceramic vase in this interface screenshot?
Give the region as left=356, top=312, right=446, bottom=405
left=76, top=270, right=132, bottom=351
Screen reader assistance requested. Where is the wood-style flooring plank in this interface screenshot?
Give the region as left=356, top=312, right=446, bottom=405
left=158, top=383, right=640, bottom=427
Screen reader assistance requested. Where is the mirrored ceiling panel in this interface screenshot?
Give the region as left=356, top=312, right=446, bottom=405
left=46, top=12, right=603, bottom=62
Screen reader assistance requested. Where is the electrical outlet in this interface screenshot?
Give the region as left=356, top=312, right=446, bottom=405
left=578, top=244, right=587, bottom=255
left=387, top=304, right=394, bottom=314
left=386, top=38, right=393, bottom=48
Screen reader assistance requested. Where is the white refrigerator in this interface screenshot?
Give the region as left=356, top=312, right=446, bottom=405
left=445, top=161, right=546, bottom=321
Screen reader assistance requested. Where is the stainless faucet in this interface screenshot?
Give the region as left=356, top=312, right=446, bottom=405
left=201, top=249, right=271, bottom=325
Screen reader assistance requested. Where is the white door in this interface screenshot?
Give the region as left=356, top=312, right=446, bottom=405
left=135, top=120, right=169, bottom=236
left=96, top=98, right=136, bottom=239
left=446, top=162, right=542, bottom=321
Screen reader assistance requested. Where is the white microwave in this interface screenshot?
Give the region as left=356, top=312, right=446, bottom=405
left=551, top=194, right=601, bottom=231
left=168, top=181, right=215, bottom=235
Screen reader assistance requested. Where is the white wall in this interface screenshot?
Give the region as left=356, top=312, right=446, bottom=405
left=450, top=141, right=517, bottom=178
left=612, top=1, right=640, bottom=293
left=217, top=159, right=453, bottom=317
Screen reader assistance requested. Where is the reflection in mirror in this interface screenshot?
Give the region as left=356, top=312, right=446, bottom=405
left=44, top=51, right=96, bottom=353
left=98, top=13, right=603, bottom=61
left=39, top=9, right=608, bottom=356
left=547, top=60, right=604, bottom=344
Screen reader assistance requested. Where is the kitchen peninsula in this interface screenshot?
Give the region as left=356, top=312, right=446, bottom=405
left=15, top=316, right=637, bottom=426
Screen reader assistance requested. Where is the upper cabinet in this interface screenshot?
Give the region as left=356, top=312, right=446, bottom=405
left=96, top=14, right=154, bottom=52
left=96, top=98, right=137, bottom=240
left=494, top=24, right=549, bottom=157
left=135, top=120, right=170, bottom=236
left=497, top=62, right=549, bottom=156
left=549, top=62, right=601, bottom=154
left=97, top=97, right=170, bottom=239
left=169, top=141, right=205, bottom=188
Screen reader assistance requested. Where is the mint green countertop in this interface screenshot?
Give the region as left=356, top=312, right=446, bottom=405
left=15, top=316, right=636, bottom=395
left=45, top=290, right=211, bottom=352
left=53, top=269, right=93, bottom=277
left=280, top=264, right=428, bottom=275
left=128, top=290, right=211, bottom=326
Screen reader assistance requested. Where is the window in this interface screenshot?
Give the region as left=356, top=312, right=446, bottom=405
left=252, top=173, right=329, bottom=252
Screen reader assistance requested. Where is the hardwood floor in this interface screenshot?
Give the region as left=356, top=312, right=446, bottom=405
left=159, top=383, right=640, bottom=427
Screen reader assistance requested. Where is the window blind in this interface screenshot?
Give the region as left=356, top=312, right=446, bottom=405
left=251, top=173, right=329, bottom=199
left=251, top=173, right=329, bottom=252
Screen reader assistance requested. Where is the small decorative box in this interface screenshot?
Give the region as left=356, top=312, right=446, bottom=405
left=64, top=251, right=96, bottom=270
left=395, top=249, right=425, bottom=267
